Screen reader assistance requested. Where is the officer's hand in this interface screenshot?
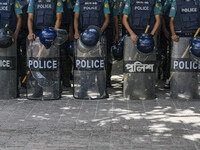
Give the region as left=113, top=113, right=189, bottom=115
left=130, top=33, right=138, bottom=44
left=171, top=34, right=179, bottom=42
left=74, top=32, right=80, bottom=39
left=28, top=33, right=36, bottom=41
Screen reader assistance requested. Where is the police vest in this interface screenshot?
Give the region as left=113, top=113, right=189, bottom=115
left=174, top=0, right=200, bottom=34
left=34, top=0, right=57, bottom=30
left=61, top=0, right=72, bottom=29
left=19, top=0, right=29, bottom=30
left=107, top=0, right=114, bottom=29
left=128, top=0, right=155, bottom=35
left=0, top=0, right=17, bottom=29
left=79, top=0, right=105, bottom=30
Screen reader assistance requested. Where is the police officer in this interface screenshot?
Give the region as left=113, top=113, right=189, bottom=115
left=119, top=0, right=127, bottom=36
left=162, top=0, right=172, bottom=88
left=60, top=0, right=73, bottom=87
left=0, top=0, right=22, bottom=97
left=122, top=0, right=162, bottom=100
left=0, top=0, right=22, bottom=42
left=169, top=0, right=200, bottom=42
left=106, top=0, right=119, bottom=87
left=169, top=0, right=200, bottom=98
left=73, top=0, right=110, bottom=98
left=27, top=0, right=63, bottom=98
left=17, top=0, right=29, bottom=88
left=123, top=0, right=163, bottom=44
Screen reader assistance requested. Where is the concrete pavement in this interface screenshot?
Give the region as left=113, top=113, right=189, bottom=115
left=0, top=62, right=200, bottom=150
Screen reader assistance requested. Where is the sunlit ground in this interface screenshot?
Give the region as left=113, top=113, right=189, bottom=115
left=2, top=61, right=200, bottom=149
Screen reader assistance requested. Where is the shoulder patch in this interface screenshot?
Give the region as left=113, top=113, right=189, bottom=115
left=15, top=3, right=19, bottom=8
left=156, top=3, right=159, bottom=8
left=57, top=2, right=61, bottom=6
left=105, top=3, right=109, bottom=8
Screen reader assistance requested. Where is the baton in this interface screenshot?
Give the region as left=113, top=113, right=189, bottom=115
left=22, top=45, right=45, bottom=83
left=144, top=25, right=150, bottom=34
left=133, top=25, right=150, bottom=60
left=168, top=27, right=200, bottom=82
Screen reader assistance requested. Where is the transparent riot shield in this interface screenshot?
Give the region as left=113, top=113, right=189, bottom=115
left=26, top=38, right=60, bottom=100
left=0, top=43, right=17, bottom=99
left=74, top=36, right=107, bottom=99
left=170, top=37, right=199, bottom=99
left=123, top=36, right=156, bottom=100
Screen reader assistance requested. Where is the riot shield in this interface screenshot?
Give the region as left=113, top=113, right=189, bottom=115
left=73, top=36, right=107, bottom=99
left=0, top=43, right=17, bottom=99
left=26, top=38, right=60, bottom=100
left=123, top=36, right=156, bottom=100
left=170, top=37, right=199, bottom=99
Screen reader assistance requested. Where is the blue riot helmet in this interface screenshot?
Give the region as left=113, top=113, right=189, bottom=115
left=39, top=28, right=57, bottom=49
left=110, top=42, right=123, bottom=63
left=0, top=27, right=14, bottom=48
left=137, top=33, right=154, bottom=55
left=110, top=42, right=118, bottom=63
left=78, top=26, right=100, bottom=53
left=190, top=36, right=200, bottom=60
left=110, top=35, right=129, bottom=63
left=81, top=27, right=99, bottom=46
left=87, top=25, right=102, bottom=39
left=67, top=41, right=74, bottom=57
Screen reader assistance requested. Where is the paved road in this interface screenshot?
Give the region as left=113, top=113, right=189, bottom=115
left=0, top=73, right=200, bottom=150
